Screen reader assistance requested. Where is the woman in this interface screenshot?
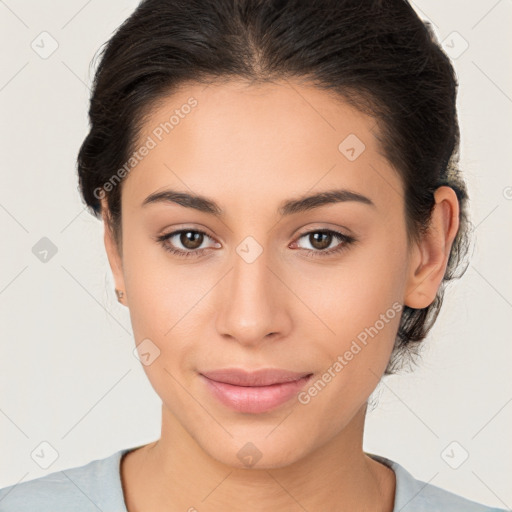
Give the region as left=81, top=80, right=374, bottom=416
left=0, top=0, right=506, bottom=510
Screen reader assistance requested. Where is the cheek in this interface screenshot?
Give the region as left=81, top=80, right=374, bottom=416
left=293, top=286, right=402, bottom=426
left=121, top=239, right=205, bottom=405
left=297, top=234, right=404, bottom=334
left=121, top=227, right=211, bottom=340
left=293, top=234, right=406, bottom=393
left=121, top=230, right=223, bottom=398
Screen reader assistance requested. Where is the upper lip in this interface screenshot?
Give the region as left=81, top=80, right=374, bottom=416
left=200, top=368, right=313, bottom=387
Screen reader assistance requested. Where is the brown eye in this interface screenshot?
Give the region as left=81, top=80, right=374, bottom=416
left=308, top=232, right=333, bottom=250
left=293, top=229, right=356, bottom=258
left=156, top=229, right=221, bottom=258
left=179, top=231, right=204, bottom=250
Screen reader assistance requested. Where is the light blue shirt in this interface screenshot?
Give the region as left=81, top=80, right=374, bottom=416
left=0, top=446, right=507, bottom=511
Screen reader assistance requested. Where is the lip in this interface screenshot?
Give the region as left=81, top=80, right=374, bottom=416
left=199, top=368, right=314, bottom=413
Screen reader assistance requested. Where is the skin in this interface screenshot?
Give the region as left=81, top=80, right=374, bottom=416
left=100, top=79, right=460, bottom=512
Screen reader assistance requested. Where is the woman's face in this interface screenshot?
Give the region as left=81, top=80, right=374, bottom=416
left=103, top=80, right=445, bottom=468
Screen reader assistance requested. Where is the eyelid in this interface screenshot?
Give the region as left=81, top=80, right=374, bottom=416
left=291, top=222, right=354, bottom=238
left=159, top=228, right=220, bottom=248
left=157, top=223, right=217, bottom=239
left=291, top=228, right=354, bottom=250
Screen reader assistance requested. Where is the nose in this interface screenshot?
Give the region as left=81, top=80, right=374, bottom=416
left=215, top=242, right=292, bottom=347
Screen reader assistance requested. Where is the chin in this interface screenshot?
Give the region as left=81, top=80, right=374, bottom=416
left=197, top=428, right=312, bottom=470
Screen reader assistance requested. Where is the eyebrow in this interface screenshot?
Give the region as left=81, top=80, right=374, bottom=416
left=141, top=187, right=376, bottom=216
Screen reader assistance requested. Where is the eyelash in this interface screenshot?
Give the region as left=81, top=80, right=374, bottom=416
left=156, top=228, right=356, bottom=259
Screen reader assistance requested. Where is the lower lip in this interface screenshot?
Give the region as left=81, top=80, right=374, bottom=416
left=200, top=374, right=313, bottom=414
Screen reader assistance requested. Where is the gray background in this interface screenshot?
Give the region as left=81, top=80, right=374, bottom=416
left=0, top=0, right=511, bottom=508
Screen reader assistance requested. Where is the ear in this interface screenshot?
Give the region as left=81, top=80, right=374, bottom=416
left=404, top=186, right=460, bottom=309
left=100, top=198, right=127, bottom=306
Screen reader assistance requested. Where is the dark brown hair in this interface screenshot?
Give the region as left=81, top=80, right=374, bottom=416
left=77, top=0, right=472, bottom=374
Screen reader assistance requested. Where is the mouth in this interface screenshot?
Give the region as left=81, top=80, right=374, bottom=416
left=199, top=368, right=314, bottom=414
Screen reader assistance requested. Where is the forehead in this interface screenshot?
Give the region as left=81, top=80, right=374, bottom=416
left=122, top=80, right=403, bottom=216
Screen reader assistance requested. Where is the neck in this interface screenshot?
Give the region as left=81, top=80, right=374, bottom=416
left=121, top=404, right=395, bottom=512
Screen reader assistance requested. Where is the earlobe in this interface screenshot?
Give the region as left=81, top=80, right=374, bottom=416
left=404, top=186, right=460, bottom=309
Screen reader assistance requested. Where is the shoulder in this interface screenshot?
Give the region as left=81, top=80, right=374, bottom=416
left=0, top=447, right=134, bottom=512
left=368, top=453, right=507, bottom=512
